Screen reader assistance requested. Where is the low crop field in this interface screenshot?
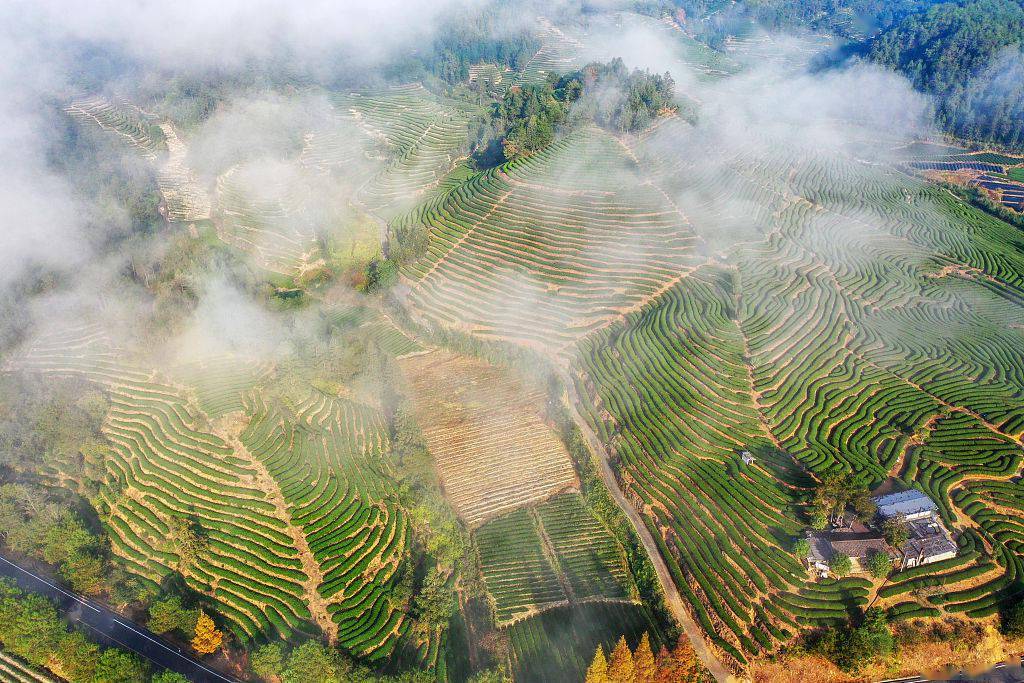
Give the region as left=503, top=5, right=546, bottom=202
left=475, top=493, right=632, bottom=625
left=397, top=351, right=577, bottom=527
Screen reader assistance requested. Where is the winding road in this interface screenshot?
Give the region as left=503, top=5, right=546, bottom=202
left=559, top=368, right=736, bottom=683
left=0, top=555, right=241, bottom=683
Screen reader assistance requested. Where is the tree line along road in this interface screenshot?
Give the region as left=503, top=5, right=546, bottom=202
left=0, top=554, right=241, bottom=683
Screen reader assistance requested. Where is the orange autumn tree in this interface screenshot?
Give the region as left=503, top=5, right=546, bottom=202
left=634, top=633, right=657, bottom=683
left=191, top=610, right=223, bottom=654
left=654, top=637, right=699, bottom=683
left=608, top=636, right=635, bottom=682
left=586, top=645, right=609, bottom=683
left=589, top=632, right=699, bottom=683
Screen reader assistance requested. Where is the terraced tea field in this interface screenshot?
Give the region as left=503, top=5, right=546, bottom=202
left=502, top=17, right=583, bottom=92
left=332, top=86, right=476, bottom=220
left=397, top=350, right=577, bottom=527
left=65, top=97, right=210, bottom=222
left=0, top=651, right=57, bottom=683
left=214, top=163, right=327, bottom=278
left=397, top=96, right=1024, bottom=669
left=36, top=17, right=1024, bottom=679
left=67, top=87, right=473, bottom=280
left=580, top=135, right=1022, bottom=663
left=240, top=389, right=410, bottom=659
left=172, top=355, right=272, bottom=418
left=399, top=127, right=704, bottom=352
left=6, top=327, right=414, bottom=659
left=65, top=97, right=167, bottom=159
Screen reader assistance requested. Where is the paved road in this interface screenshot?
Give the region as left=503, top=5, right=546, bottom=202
left=878, top=658, right=1024, bottom=682
left=560, top=368, right=736, bottom=683
left=0, top=555, right=241, bottom=683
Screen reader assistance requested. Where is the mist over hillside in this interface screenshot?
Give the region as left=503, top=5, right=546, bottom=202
left=1, top=2, right=1023, bottom=683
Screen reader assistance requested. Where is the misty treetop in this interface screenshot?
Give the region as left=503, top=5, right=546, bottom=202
left=864, top=0, right=1024, bottom=149
left=675, top=0, right=1024, bottom=149
left=645, top=0, right=1024, bottom=149
left=490, top=58, right=677, bottom=160
left=384, top=4, right=540, bottom=86
left=569, top=59, right=678, bottom=132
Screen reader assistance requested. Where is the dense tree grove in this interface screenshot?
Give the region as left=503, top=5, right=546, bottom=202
left=486, top=58, right=676, bottom=161
left=0, top=579, right=151, bottom=682
left=49, top=111, right=164, bottom=245
left=882, top=514, right=911, bottom=549
left=866, top=550, right=893, bottom=579
left=829, top=553, right=853, bottom=577
left=385, top=4, right=539, bottom=86
left=650, top=0, right=1024, bottom=149
left=0, top=483, right=109, bottom=595
left=812, top=607, right=896, bottom=672
left=147, top=595, right=199, bottom=637
left=248, top=639, right=444, bottom=683
left=810, top=472, right=875, bottom=527
left=865, top=0, right=1024, bottom=149
left=648, top=0, right=934, bottom=46
left=1000, top=602, right=1024, bottom=638
left=0, top=374, right=110, bottom=491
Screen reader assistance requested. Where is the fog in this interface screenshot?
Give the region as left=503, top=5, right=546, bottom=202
left=0, top=0, right=967, bottom=399
left=4, top=1, right=1024, bottom=680
left=16, top=0, right=474, bottom=72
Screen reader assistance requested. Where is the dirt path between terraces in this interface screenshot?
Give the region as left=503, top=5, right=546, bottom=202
left=558, top=367, right=735, bottom=683
left=211, top=413, right=338, bottom=643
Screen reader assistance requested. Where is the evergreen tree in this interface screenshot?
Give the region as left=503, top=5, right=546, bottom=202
left=148, top=596, right=197, bottom=636
left=830, top=553, right=853, bottom=577
left=282, top=641, right=342, bottom=683
left=90, top=648, right=148, bottom=682
left=167, top=515, right=207, bottom=571
left=654, top=638, right=699, bottom=683
left=251, top=642, right=287, bottom=680
left=152, top=672, right=189, bottom=683
left=866, top=551, right=893, bottom=579
left=55, top=630, right=100, bottom=681
left=1001, top=602, right=1024, bottom=638
left=883, top=514, right=911, bottom=549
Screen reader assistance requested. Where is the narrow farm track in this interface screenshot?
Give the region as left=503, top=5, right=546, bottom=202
left=211, top=412, right=338, bottom=643
left=530, top=507, right=577, bottom=603
left=559, top=367, right=735, bottom=683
